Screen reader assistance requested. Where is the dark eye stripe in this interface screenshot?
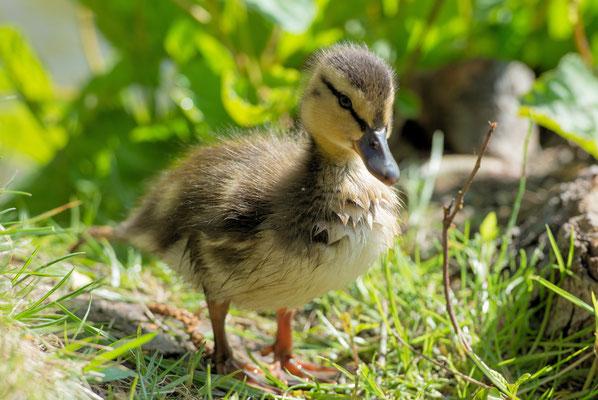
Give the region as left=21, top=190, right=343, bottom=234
left=321, top=77, right=369, bottom=132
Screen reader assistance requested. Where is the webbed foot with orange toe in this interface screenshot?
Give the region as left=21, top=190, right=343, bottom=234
left=261, top=308, right=338, bottom=383
left=214, top=356, right=265, bottom=384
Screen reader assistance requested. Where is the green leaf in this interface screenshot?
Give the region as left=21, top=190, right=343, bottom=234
left=487, top=388, right=505, bottom=400
left=221, top=70, right=270, bottom=126
left=520, top=53, right=598, bottom=159
left=480, top=212, right=499, bottom=242
left=91, top=365, right=137, bottom=383
left=0, top=26, right=53, bottom=102
left=164, top=19, right=198, bottom=64
left=195, top=31, right=236, bottom=74
left=0, top=28, right=66, bottom=164
left=0, top=101, right=66, bottom=163
left=245, top=0, right=316, bottom=34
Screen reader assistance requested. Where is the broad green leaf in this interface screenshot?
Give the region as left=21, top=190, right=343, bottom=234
left=91, top=365, right=137, bottom=383
left=0, top=26, right=52, bottom=102
left=0, top=101, right=66, bottom=163
left=520, top=54, right=598, bottom=159
left=245, top=0, right=316, bottom=34
left=0, top=46, right=66, bottom=164
left=195, top=32, right=236, bottom=74
left=487, top=388, right=505, bottom=400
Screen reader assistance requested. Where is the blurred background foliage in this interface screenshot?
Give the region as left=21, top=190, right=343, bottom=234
left=1, top=0, right=597, bottom=221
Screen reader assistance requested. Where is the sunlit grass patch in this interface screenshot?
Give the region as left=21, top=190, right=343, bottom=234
left=0, top=191, right=96, bottom=399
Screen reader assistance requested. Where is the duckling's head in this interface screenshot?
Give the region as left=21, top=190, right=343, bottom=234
left=300, top=44, right=399, bottom=185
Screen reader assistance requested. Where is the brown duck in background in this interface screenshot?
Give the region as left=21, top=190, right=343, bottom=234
left=87, top=44, right=401, bottom=381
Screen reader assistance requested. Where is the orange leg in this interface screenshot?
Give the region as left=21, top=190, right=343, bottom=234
left=261, top=308, right=337, bottom=381
left=208, top=300, right=263, bottom=381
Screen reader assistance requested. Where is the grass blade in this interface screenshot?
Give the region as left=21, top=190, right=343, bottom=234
left=14, top=268, right=75, bottom=319
left=85, top=332, right=157, bottom=371
left=531, top=275, right=594, bottom=315
left=11, top=247, right=39, bottom=284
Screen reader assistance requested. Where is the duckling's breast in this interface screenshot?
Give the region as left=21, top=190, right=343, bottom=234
left=196, top=199, right=397, bottom=311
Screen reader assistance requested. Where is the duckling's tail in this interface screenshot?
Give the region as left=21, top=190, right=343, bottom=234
left=70, top=225, right=118, bottom=252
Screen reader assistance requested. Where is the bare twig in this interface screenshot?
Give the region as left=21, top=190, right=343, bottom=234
left=440, top=121, right=525, bottom=395
left=393, top=330, right=492, bottom=389
left=436, top=122, right=503, bottom=394
left=442, top=121, right=496, bottom=352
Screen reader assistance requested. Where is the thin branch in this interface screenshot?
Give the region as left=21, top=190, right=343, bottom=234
left=393, top=330, right=492, bottom=389
left=442, top=121, right=497, bottom=352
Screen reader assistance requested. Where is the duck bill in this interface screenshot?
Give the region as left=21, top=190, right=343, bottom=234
left=353, top=127, right=400, bottom=186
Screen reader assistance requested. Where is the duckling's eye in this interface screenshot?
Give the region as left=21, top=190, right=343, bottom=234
left=338, top=94, right=352, bottom=109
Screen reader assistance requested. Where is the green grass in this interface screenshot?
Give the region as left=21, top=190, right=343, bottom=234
left=1, top=157, right=597, bottom=400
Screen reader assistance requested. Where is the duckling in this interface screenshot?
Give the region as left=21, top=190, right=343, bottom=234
left=101, top=43, right=400, bottom=379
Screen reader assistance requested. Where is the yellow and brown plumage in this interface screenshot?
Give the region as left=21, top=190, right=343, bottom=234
left=103, top=43, right=401, bottom=379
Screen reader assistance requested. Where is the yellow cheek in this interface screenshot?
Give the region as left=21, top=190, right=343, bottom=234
left=303, top=101, right=363, bottom=157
